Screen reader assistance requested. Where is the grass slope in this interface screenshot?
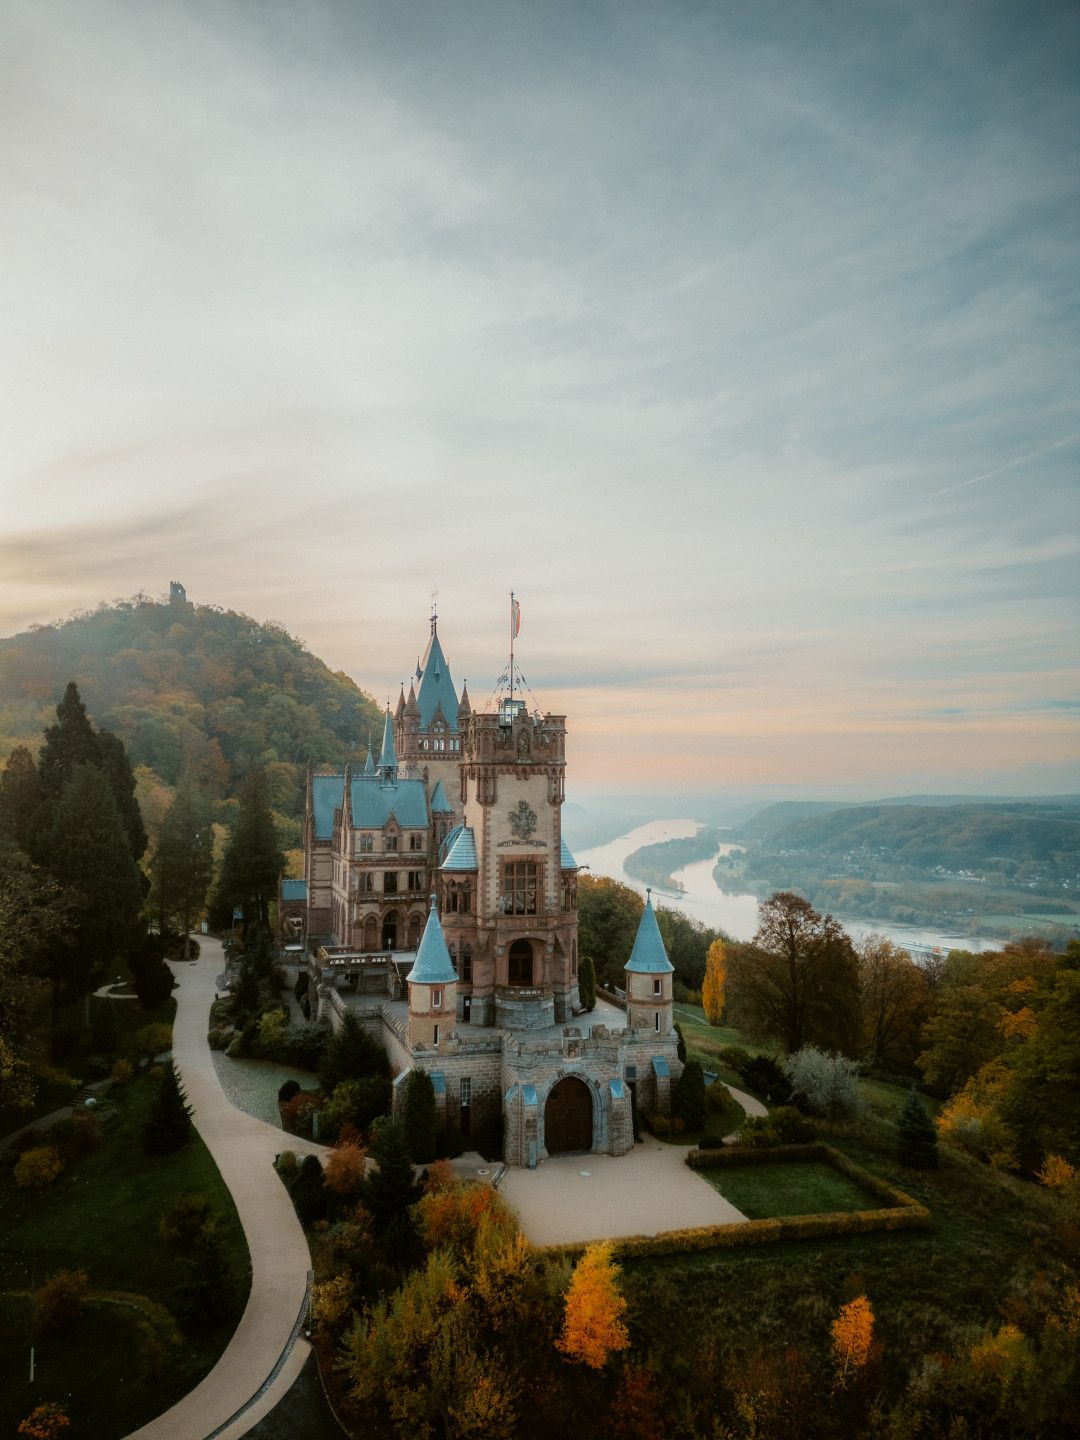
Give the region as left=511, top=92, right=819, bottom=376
left=0, top=1074, right=250, bottom=1440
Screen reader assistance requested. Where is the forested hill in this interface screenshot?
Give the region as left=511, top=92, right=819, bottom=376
left=754, top=802, right=1080, bottom=878
left=0, top=595, right=382, bottom=817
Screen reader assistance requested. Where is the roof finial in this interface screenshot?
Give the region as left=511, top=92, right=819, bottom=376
left=430, top=586, right=439, bottom=634
left=429, top=892, right=438, bottom=910
left=646, top=886, right=652, bottom=902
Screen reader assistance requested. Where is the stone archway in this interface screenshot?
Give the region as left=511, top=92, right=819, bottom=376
left=508, top=938, right=533, bottom=987
left=544, top=1075, right=593, bottom=1155
left=382, top=910, right=400, bottom=950
left=363, top=914, right=378, bottom=951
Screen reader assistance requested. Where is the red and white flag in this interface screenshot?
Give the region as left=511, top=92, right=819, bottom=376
left=511, top=595, right=521, bottom=638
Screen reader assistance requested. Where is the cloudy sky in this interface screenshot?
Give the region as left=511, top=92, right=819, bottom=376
left=1, top=0, right=1077, bottom=795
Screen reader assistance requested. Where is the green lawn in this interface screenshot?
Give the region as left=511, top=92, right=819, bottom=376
left=704, top=1160, right=880, bottom=1218
left=0, top=1075, right=250, bottom=1440
left=672, top=1008, right=772, bottom=1086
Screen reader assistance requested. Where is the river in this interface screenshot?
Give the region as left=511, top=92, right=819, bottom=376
left=575, top=818, right=1001, bottom=954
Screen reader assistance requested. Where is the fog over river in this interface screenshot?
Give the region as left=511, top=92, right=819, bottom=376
left=576, top=819, right=1000, bottom=955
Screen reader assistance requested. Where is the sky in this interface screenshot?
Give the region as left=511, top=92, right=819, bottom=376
left=0, top=0, right=1077, bottom=797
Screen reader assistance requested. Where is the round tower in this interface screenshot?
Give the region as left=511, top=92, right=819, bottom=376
left=406, top=895, right=458, bottom=1053
left=624, top=889, right=674, bottom=1036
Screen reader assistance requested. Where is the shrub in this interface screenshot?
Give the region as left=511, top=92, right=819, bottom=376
left=675, top=1060, right=707, bottom=1132
left=646, top=1113, right=670, bottom=1137
left=578, top=953, right=597, bottom=1012
left=15, top=1146, right=64, bottom=1188
left=401, top=1070, right=438, bottom=1163
left=318, top=1013, right=388, bottom=1094
left=55, top=1112, right=102, bottom=1160
left=292, top=1154, right=328, bottom=1224
left=280, top=1090, right=322, bottom=1137
left=207, top=1027, right=231, bottom=1050
left=134, top=957, right=175, bottom=1009
left=17, top=1401, right=70, bottom=1439
left=275, top=1149, right=299, bottom=1181
left=33, top=1269, right=88, bottom=1333
left=319, top=1076, right=391, bottom=1142
left=143, top=1063, right=193, bottom=1155
left=783, top=1046, right=863, bottom=1121
left=718, top=1045, right=751, bottom=1075
left=133, top=1023, right=174, bottom=1068
left=436, top=1122, right=466, bottom=1159
left=283, top=1024, right=329, bottom=1071
left=255, top=1006, right=289, bottom=1058
left=159, top=1195, right=213, bottom=1250
left=897, top=1088, right=939, bottom=1169
left=740, top=1055, right=792, bottom=1103
left=278, top=1078, right=302, bottom=1105
left=111, top=1058, right=134, bottom=1084
left=324, top=1141, right=367, bottom=1196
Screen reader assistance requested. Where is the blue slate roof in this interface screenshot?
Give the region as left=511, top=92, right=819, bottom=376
left=430, top=779, right=453, bottom=814
left=311, top=772, right=429, bottom=837
left=351, top=776, right=429, bottom=829
left=441, top=826, right=478, bottom=871
left=522, top=1085, right=538, bottom=1106
left=417, top=627, right=460, bottom=732
left=406, top=899, right=459, bottom=985
left=363, top=747, right=374, bottom=776
left=560, top=837, right=577, bottom=869
left=625, top=893, right=674, bottom=974
left=652, top=1056, right=670, bottom=1078
left=609, top=1078, right=625, bottom=1100
left=281, top=879, right=308, bottom=902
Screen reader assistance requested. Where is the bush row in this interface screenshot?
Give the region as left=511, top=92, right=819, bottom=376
left=685, top=1140, right=925, bottom=1211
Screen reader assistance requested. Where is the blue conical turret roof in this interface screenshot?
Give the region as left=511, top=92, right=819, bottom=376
left=363, top=740, right=375, bottom=776
left=624, top=891, right=674, bottom=974
left=417, top=623, right=459, bottom=732
left=430, top=779, right=453, bottom=814
left=407, top=896, right=458, bottom=984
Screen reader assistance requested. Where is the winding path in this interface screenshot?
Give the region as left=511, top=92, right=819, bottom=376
left=126, top=935, right=328, bottom=1440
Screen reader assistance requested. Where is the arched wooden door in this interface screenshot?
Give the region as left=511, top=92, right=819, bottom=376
left=508, top=938, right=533, bottom=986
left=544, top=1076, right=593, bottom=1154
left=382, top=911, right=399, bottom=950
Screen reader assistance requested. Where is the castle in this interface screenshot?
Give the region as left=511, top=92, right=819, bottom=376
left=280, top=612, right=683, bottom=1165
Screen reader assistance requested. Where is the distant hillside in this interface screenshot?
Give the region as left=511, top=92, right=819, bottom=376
left=737, top=800, right=849, bottom=841
left=0, top=595, right=382, bottom=817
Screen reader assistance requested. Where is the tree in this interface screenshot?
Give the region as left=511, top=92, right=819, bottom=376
left=153, top=783, right=214, bottom=958
left=38, top=682, right=101, bottom=797
left=999, top=968, right=1080, bottom=1171
left=212, top=769, right=282, bottom=935
left=726, top=892, right=861, bottom=1055
left=674, top=1059, right=707, bottom=1131
left=831, top=1295, right=874, bottom=1382
left=143, top=1062, right=193, bottom=1154
left=97, top=728, right=148, bottom=861
left=401, top=1069, right=438, bottom=1163
left=674, top=1021, right=687, bottom=1063
left=319, top=1011, right=388, bottom=1094
left=577, top=876, right=643, bottom=987
left=0, top=746, right=43, bottom=852
left=0, top=846, right=68, bottom=1108
left=363, top=1119, right=421, bottom=1232
left=702, top=939, right=727, bottom=1025
left=556, top=1241, right=630, bottom=1369
left=897, top=1088, right=939, bottom=1169
left=578, top=953, right=597, bottom=1012
left=857, top=934, right=930, bottom=1069
left=46, top=765, right=145, bottom=1019
left=783, top=1046, right=863, bottom=1120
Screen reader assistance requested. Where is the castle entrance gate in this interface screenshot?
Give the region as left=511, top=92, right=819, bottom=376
left=507, top=939, right=533, bottom=987
left=544, top=1076, right=593, bottom=1155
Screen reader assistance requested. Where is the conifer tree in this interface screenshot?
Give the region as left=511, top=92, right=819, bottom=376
left=674, top=1021, right=687, bottom=1064
left=318, top=1010, right=388, bottom=1093
left=364, top=1119, right=421, bottom=1231
left=212, top=769, right=282, bottom=935
left=98, top=728, right=148, bottom=861
left=401, top=1070, right=438, bottom=1163
left=578, top=953, right=597, bottom=1012
left=38, top=682, right=101, bottom=797
left=897, top=1087, right=939, bottom=1169
left=143, top=1062, right=194, bottom=1155
left=153, top=783, right=214, bottom=958
left=0, top=746, right=43, bottom=852
left=674, top=1059, right=707, bottom=1132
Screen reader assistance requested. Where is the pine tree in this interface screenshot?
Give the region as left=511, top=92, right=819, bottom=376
left=578, top=953, right=597, bottom=1012
left=38, top=682, right=101, bottom=797
left=318, top=1011, right=388, bottom=1093
left=47, top=765, right=145, bottom=1016
left=0, top=746, right=43, bottom=852
left=896, top=1087, right=939, bottom=1169
left=212, top=770, right=282, bottom=935
left=364, top=1119, right=421, bottom=1231
left=674, top=1059, right=707, bottom=1132
left=401, top=1070, right=438, bottom=1163
left=98, top=729, right=148, bottom=861
left=153, top=783, right=214, bottom=958
left=144, top=1062, right=194, bottom=1155
left=674, top=1021, right=687, bottom=1064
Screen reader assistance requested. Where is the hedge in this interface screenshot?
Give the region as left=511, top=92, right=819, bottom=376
left=537, top=1142, right=931, bottom=1262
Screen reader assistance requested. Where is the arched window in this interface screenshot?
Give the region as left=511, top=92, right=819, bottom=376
left=508, top=939, right=533, bottom=987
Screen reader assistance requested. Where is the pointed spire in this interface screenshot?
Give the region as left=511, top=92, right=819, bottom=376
left=625, top=889, right=674, bottom=974
left=406, top=680, right=419, bottom=717
left=458, top=679, right=471, bottom=718
left=378, top=707, right=398, bottom=781
left=395, top=685, right=406, bottom=722
left=363, top=739, right=374, bottom=776
left=406, top=895, right=458, bottom=984
left=415, top=655, right=422, bottom=682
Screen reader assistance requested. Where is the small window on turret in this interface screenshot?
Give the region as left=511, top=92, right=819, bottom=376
left=432, top=989, right=442, bottom=1010
left=653, top=977, right=662, bottom=997
left=655, top=1011, right=660, bottom=1032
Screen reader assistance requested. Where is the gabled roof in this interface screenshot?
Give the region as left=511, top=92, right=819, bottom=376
left=430, top=779, right=453, bottom=814
left=417, top=626, right=459, bottom=732
left=441, top=826, right=478, bottom=871
left=310, top=772, right=429, bottom=835
left=560, top=837, right=578, bottom=869
left=407, top=899, right=458, bottom=984
left=625, top=892, right=674, bottom=974
left=281, top=879, right=308, bottom=902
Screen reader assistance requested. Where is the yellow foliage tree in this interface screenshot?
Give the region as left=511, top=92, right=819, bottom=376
left=969, top=1322, right=1035, bottom=1387
left=831, top=1294, right=874, bottom=1382
left=556, top=1241, right=630, bottom=1370
left=702, top=939, right=727, bottom=1026
left=1036, top=1153, right=1077, bottom=1190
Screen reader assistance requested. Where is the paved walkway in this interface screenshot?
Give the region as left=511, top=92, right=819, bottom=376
left=500, top=1133, right=748, bottom=1246
left=126, top=935, right=328, bottom=1440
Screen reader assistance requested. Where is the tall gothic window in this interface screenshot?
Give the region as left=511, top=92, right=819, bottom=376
left=502, top=861, right=539, bottom=915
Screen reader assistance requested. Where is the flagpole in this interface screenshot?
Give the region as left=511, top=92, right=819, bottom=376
left=509, top=590, right=514, bottom=706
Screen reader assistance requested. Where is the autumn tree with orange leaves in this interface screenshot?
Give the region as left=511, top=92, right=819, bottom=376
left=831, top=1294, right=874, bottom=1385
left=556, top=1241, right=630, bottom=1370
left=702, top=939, right=727, bottom=1025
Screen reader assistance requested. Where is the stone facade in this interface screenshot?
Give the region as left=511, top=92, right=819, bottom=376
left=292, top=612, right=683, bottom=1166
